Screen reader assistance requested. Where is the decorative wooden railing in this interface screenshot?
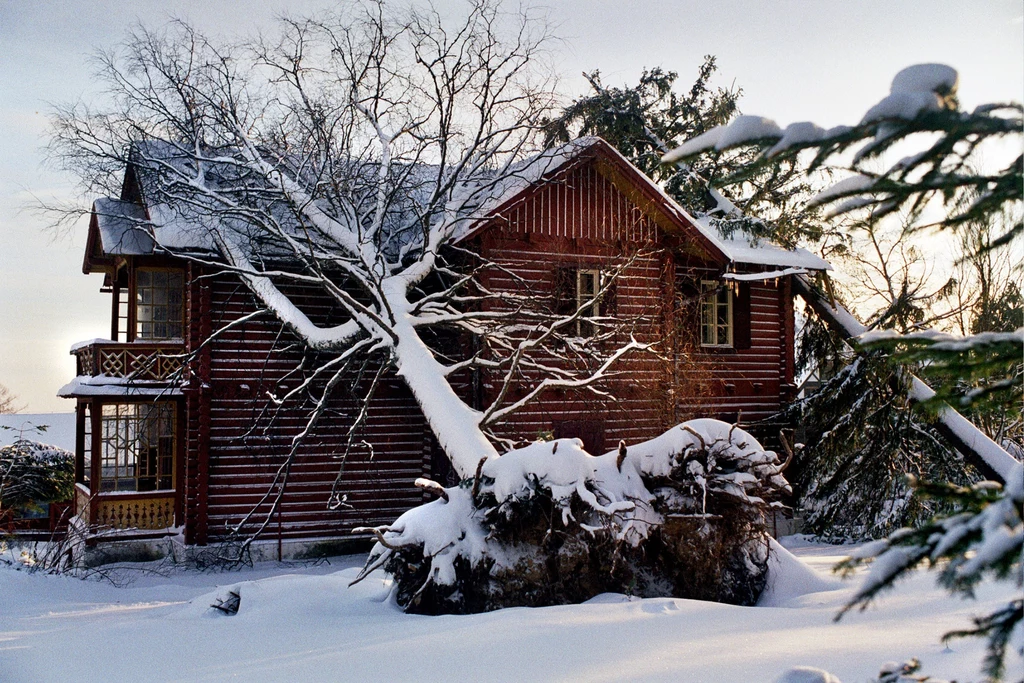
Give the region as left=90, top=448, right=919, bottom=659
left=72, top=341, right=185, bottom=381
left=93, top=491, right=176, bottom=531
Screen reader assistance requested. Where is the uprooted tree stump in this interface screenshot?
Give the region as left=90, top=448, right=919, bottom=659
left=352, top=419, right=790, bottom=614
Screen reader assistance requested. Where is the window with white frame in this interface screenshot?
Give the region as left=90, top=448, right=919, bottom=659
left=701, top=280, right=733, bottom=347
left=576, top=269, right=601, bottom=336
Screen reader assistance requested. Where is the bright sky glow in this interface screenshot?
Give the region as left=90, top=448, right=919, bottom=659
left=0, top=0, right=1021, bottom=412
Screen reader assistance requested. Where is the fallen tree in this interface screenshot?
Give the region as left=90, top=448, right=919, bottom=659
left=351, top=418, right=791, bottom=613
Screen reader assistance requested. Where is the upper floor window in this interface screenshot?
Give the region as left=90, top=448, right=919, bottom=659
left=576, top=269, right=601, bottom=336
left=554, top=266, right=618, bottom=338
left=136, top=269, right=184, bottom=340
left=701, top=280, right=733, bottom=347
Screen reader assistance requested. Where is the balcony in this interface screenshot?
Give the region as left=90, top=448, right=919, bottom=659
left=72, top=339, right=185, bottom=380
left=62, top=340, right=186, bottom=399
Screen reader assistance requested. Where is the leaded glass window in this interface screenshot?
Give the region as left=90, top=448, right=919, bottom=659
left=136, top=269, right=184, bottom=339
left=98, top=403, right=175, bottom=492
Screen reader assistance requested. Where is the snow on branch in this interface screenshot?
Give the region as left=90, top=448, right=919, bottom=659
left=662, top=63, right=1022, bottom=245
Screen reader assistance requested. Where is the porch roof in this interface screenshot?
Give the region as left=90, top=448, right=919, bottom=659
left=58, top=375, right=183, bottom=399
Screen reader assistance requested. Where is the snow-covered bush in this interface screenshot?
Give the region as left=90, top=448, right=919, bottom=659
left=352, top=419, right=790, bottom=613
left=0, top=440, right=74, bottom=514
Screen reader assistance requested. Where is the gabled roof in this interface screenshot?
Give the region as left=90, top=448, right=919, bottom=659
left=82, top=198, right=154, bottom=273
left=456, top=136, right=831, bottom=271
left=83, top=136, right=830, bottom=273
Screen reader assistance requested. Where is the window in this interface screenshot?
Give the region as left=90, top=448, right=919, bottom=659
left=554, top=266, right=616, bottom=337
left=98, top=403, right=175, bottom=492
left=136, top=269, right=184, bottom=339
left=576, top=269, right=601, bottom=336
left=701, top=280, right=733, bottom=347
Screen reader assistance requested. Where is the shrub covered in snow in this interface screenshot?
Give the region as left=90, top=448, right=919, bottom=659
left=352, top=419, right=790, bottom=613
left=0, top=440, right=74, bottom=513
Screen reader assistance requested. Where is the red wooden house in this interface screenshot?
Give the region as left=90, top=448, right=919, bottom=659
left=60, top=137, right=828, bottom=558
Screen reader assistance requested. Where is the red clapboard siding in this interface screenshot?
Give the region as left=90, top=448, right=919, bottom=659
left=183, top=269, right=430, bottom=544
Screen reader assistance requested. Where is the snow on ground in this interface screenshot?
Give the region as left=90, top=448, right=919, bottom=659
left=0, top=537, right=1019, bottom=683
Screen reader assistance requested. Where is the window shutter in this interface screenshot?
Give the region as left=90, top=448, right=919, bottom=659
left=734, top=282, right=752, bottom=349
left=553, top=266, right=576, bottom=316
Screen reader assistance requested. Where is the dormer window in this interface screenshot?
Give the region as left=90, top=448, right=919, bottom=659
left=701, top=280, right=733, bottom=347
left=136, top=269, right=184, bottom=340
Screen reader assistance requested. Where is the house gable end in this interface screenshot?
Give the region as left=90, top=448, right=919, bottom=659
left=460, top=140, right=727, bottom=264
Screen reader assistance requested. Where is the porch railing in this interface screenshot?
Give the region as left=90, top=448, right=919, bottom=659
left=72, top=341, right=185, bottom=381
left=93, top=491, right=176, bottom=531
left=75, top=483, right=91, bottom=526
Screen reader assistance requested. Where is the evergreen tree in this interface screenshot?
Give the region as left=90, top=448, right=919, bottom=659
left=786, top=352, right=977, bottom=541
left=0, top=441, right=74, bottom=514
left=546, top=58, right=828, bottom=248
left=666, top=63, right=1023, bottom=681
left=837, top=474, right=1022, bottom=682
left=664, top=63, right=1022, bottom=251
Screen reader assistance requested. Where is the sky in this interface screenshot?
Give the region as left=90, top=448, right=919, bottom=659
left=0, top=0, right=1021, bottom=413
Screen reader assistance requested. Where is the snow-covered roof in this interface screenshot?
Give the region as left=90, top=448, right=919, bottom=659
left=689, top=215, right=832, bottom=271
left=58, top=375, right=182, bottom=398
left=89, top=135, right=831, bottom=272
left=92, top=198, right=154, bottom=255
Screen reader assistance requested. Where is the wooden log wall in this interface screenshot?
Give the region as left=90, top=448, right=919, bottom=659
left=183, top=269, right=428, bottom=545
left=176, top=153, right=796, bottom=545
left=476, top=161, right=674, bottom=454
left=479, top=158, right=795, bottom=451
left=673, top=261, right=794, bottom=439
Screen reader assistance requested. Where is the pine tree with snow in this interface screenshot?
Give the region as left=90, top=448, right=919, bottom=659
left=836, top=472, right=1023, bottom=681
left=664, top=63, right=1021, bottom=250
left=666, top=63, right=1023, bottom=682
left=784, top=352, right=977, bottom=541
